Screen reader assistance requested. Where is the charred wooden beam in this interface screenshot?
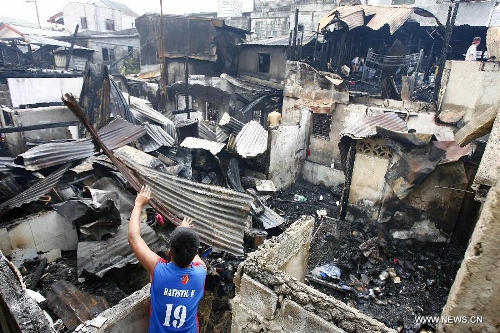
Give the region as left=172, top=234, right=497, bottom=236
left=0, top=121, right=79, bottom=133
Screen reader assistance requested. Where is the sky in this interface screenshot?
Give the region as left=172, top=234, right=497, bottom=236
left=3, top=0, right=254, bottom=27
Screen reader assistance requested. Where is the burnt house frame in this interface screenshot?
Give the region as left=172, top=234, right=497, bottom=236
left=315, top=4, right=490, bottom=87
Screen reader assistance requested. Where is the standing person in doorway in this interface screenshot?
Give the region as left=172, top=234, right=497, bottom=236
left=129, top=185, right=206, bottom=333
left=465, top=37, right=481, bottom=61
left=266, top=109, right=282, bottom=129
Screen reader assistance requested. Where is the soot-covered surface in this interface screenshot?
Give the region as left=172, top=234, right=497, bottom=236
left=268, top=180, right=468, bottom=332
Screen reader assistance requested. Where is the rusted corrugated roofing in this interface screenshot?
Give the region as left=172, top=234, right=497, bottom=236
left=138, top=123, right=175, bottom=152
left=320, top=5, right=438, bottom=35
left=319, top=6, right=366, bottom=31
left=366, top=6, right=414, bottom=34
left=0, top=163, right=70, bottom=216
left=114, top=146, right=253, bottom=256
left=341, top=112, right=407, bottom=139
left=17, top=117, right=146, bottom=171
left=433, top=141, right=472, bottom=165
left=228, top=121, right=268, bottom=158
left=180, top=137, right=226, bottom=155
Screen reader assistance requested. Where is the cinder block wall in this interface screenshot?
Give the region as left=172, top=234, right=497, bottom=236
left=231, top=216, right=396, bottom=333
left=0, top=81, right=12, bottom=107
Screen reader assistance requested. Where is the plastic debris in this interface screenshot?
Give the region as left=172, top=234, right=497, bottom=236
left=293, top=194, right=307, bottom=202
left=311, top=264, right=341, bottom=281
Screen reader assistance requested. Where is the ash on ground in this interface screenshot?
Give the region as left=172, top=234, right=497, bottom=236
left=268, top=180, right=468, bottom=332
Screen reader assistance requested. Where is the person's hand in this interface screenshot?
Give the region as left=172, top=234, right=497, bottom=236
left=180, top=216, right=193, bottom=228
left=135, top=185, right=151, bottom=208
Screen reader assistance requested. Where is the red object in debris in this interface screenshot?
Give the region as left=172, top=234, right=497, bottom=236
left=156, top=214, right=165, bottom=226
left=393, top=258, right=399, bottom=265
left=307, top=148, right=311, bottom=156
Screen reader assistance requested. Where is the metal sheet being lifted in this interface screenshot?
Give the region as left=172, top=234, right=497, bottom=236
left=228, top=120, right=268, bottom=158
left=114, top=146, right=253, bottom=256
left=17, top=117, right=146, bottom=171
left=0, top=163, right=70, bottom=217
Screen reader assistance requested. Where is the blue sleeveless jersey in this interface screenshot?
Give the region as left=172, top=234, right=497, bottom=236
left=149, top=258, right=206, bottom=333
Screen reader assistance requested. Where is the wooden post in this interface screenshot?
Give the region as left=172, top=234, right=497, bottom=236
left=65, top=24, right=79, bottom=70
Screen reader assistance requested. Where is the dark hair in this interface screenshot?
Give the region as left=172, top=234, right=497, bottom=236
left=169, top=227, right=200, bottom=267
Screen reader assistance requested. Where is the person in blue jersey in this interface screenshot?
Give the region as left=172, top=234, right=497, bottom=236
left=129, top=185, right=207, bottom=333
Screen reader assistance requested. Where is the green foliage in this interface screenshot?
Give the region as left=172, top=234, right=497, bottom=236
left=120, top=50, right=140, bottom=75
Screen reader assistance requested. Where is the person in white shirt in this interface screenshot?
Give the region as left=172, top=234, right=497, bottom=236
left=465, top=37, right=481, bottom=61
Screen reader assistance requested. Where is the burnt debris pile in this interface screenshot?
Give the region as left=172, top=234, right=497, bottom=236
left=0, top=65, right=285, bottom=332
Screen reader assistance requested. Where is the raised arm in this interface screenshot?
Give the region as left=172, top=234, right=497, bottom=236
left=179, top=216, right=205, bottom=266
left=128, top=185, right=160, bottom=277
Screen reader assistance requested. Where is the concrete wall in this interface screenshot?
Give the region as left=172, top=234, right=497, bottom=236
left=218, top=0, right=244, bottom=17
left=474, top=110, right=500, bottom=188
left=83, top=285, right=150, bottom=333
left=250, top=2, right=336, bottom=40
left=63, top=2, right=135, bottom=32
left=301, top=160, right=345, bottom=187
left=0, top=82, right=12, bottom=107
left=347, top=137, right=468, bottom=241
left=438, top=166, right=500, bottom=333
left=283, top=61, right=349, bottom=105
left=486, top=26, right=500, bottom=59
left=82, top=36, right=139, bottom=71
left=268, top=108, right=310, bottom=189
left=0, top=211, right=79, bottom=267
left=231, top=216, right=396, bottom=333
left=0, top=106, right=79, bottom=156
left=349, top=147, right=390, bottom=205
left=238, top=46, right=287, bottom=85
left=438, top=60, right=500, bottom=124
left=6, top=77, right=83, bottom=108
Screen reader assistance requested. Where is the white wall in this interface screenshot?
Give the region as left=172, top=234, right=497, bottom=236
left=63, top=2, right=135, bottom=32
left=268, top=108, right=310, bottom=190
left=7, top=77, right=83, bottom=107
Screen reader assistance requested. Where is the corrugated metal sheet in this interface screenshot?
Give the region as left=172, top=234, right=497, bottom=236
left=46, top=280, right=109, bottom=331
left=199, top=121, right=217, bottom=141
left=0, top=157, right=22, bottom=173
left=320, top=5, right=374, bottom=30
left=18, top=117, right=146, bottom=171
left=242, top=33, right=315, bottom=47
left=77, top=222, right=163, bottom=277
left=341, top=112, right=407, bottom=139
left=138, top=123, right=175, bottom=152
left=255, top=206, right=285, bottom=229
left=216, top=125, right=230, bottom=143
left=24, top=35, right=95, bottom=50
left=127, top=95, right=177, bottom=142
left=228, top=121, right=268, bottom=158
left=219, top=112, right=244, bottom=135
left=433, top=141, right=472, bottom=165
left=416, top=1, right=496, bottom=27
left=366, top=7, right=414, bottom=35
left=180, top=137, right=226, bottom=155
left=320, top=5, right=438, bottom=34
left=114, top=146, right=253, bottom=256
left=0, top=163, right=70, bottom=216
